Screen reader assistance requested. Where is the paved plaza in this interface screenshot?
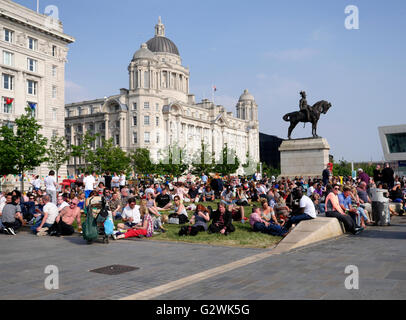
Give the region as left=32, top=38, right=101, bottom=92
left=0, top=216, right=405, bottom=300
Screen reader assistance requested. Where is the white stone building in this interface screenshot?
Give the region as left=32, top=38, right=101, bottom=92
left=65, top=18, right=259, bottom=175
left=0, top=0, right=74, bottom=179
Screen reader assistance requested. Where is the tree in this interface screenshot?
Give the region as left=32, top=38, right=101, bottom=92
left=0, top=107, right=48, bottom=191
left=158, top=143, right=188, bottom=178
left=332, top=160, right=352, bottom=177
left=131, top=148, right=156, bottom=175
left=69, top=132, right=97, bottom=174
left=213, top=144, right=240, bottom=176
left=46, top=135, right=69, bottom=182
left=191, top=141, right=215, bottom=175
left=87, top=138, right=131, bottom=174
left=242, top=151, right=259, bottom=176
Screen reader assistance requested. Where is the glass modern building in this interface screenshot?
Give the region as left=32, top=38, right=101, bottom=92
left=378, top=125, right=406, bottom=176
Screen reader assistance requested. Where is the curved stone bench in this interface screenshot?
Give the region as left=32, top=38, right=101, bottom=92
left=273, top=217, right=345, bottom=254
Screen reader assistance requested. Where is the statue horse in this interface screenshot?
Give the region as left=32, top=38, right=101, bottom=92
left=283, top=100, right=332, bottom=139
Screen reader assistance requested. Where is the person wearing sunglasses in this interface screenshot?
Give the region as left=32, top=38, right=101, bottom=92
left=49, top=198, right=82, bottom=237
left=325, top=184, right=363, bottom=235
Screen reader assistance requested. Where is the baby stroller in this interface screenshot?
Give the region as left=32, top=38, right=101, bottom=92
left=83, top=196, right=113, bottom=244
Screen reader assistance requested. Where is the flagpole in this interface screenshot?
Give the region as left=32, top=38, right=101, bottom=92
left=37, top=0, right=39, bottom=13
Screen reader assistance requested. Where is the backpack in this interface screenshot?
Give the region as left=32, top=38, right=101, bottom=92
left=82, top=212, right=98, bottom=242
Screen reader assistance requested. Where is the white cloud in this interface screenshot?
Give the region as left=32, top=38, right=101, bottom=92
left=65, top=80, right=92, bottom=103
left=264, top=48, right=319, bottom=61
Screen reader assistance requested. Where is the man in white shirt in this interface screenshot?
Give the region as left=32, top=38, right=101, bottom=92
left=83, top=172, right=96, bottom=199
left=44, top=171, right=57, bottom=205
left=284, top=188, right=316, bottom=230
left=117, top=198, right=141, bottom=230
left=307, top=182, right=315, bottom=197
left=35, top=195, right=59, bottom=236
left=119, top=173, right=126, bottom=190
left=31, top=175, right=42, bottom=191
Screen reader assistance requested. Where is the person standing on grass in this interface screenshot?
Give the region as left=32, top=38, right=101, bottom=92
left=45, top=171, right=57, bottom=205
left=83, top=172, right=96, bottom=199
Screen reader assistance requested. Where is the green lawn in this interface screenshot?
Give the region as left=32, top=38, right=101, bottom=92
left=78, top=201, right=283, bottom=249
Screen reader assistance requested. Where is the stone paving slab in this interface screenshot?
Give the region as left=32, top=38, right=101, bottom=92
left=0, top=230, right=263, bottom=300
left=153, top=216, right=406, bottom=300
left=0, top=216, right=405, bottom=300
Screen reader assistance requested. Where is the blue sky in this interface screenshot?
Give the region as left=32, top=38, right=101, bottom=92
left=17, top=0, right=406, bottom=162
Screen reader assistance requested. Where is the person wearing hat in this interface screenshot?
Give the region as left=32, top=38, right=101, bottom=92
left=49, top=198, right=82, bottom=237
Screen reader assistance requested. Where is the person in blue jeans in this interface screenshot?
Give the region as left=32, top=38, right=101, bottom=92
left=284, top=188, right=317, bottom=230
left=249, top=207, right=288, bottom=237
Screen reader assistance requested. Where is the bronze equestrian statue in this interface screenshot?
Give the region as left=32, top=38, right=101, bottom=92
left=283, top=91, right=332, bottom=139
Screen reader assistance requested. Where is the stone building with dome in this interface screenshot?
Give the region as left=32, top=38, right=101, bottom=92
left=64, top=18, right=259, bottom=175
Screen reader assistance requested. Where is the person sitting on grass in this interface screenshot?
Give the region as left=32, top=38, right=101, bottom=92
left=1, top=194, right=25, bottom=235
left=49, top=198, right=82, bottom=237
left=200, top=185, right=215, bottom=202
left=179, top=204, right=211, bottom=236
left=227, top=203, right=247, bottom=224
left=168, top=196, right=189, bottom=224
left=249, top=206, right=289, bottom=237
left=112, top=204, right=154, bottom=240
left=208, top=202, right=235, bottom=236
left=260, top=198, right=279, bottom=225
left=117, top=197, right=141, bottom=231
left=33, top=195, right=59, bottom=236
left=143, top=197, right=166, bottom=234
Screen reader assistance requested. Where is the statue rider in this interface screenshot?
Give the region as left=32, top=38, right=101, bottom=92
left=299, top=91, right=311, bottom=122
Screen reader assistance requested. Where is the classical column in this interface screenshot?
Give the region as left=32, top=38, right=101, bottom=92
left=119, top=113, right=125, bottom=148
left=104, top=114, right=109, bottom=140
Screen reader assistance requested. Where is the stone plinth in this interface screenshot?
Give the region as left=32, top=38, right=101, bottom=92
left=279, top=138, right=330, bottom=178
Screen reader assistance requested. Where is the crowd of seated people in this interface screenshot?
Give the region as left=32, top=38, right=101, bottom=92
left=1, top=168, right=405, bottom=240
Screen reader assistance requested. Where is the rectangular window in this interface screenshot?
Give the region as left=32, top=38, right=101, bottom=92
left=144, top=102, right=150, bottom=109
left=52, top=45, right=57, bottom=57
left=144, top=116, right=150, bottom=125
left=52, top=86, right=57, bottom=98
left=52, top=130, right=58, bottom=138
left=116, top=121, right=120, bottom=128
left=2, top=74, right=13, bottom=90
left=3, top=51, right=13, bottom=66
left=28, top=37, right=38, bottom=50
left=115, top=135, right=120, bottom=145
left=144, top=132, right=150, bottom=143
left=27, top=58, right=37, bottom=72
left=386, top=133, right=406, bottom=154
left=156, top=117, right=159, bottom=126
left=156, top=103, right=159, bottom=112
left=89, top=105, right=93, bottom=115
left=52, top=108, right=57, bottom=121
left=132, top=102, right=137, bottom=110
left=52, top=65, right=57, bottom=77
left=133, top=116, right=137, bottom=126
left=27, top=80, right=37, bottom=95
left=156, top=132, right=160, bottom=144
left=4, top=29, right=13, bottom=43
left=78, top=107, right=82, bottom=116
left=133, top=132, right=138, bottom=144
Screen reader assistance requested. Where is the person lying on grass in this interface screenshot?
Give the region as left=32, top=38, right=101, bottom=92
left=112, top=204, right=154, bottom=240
